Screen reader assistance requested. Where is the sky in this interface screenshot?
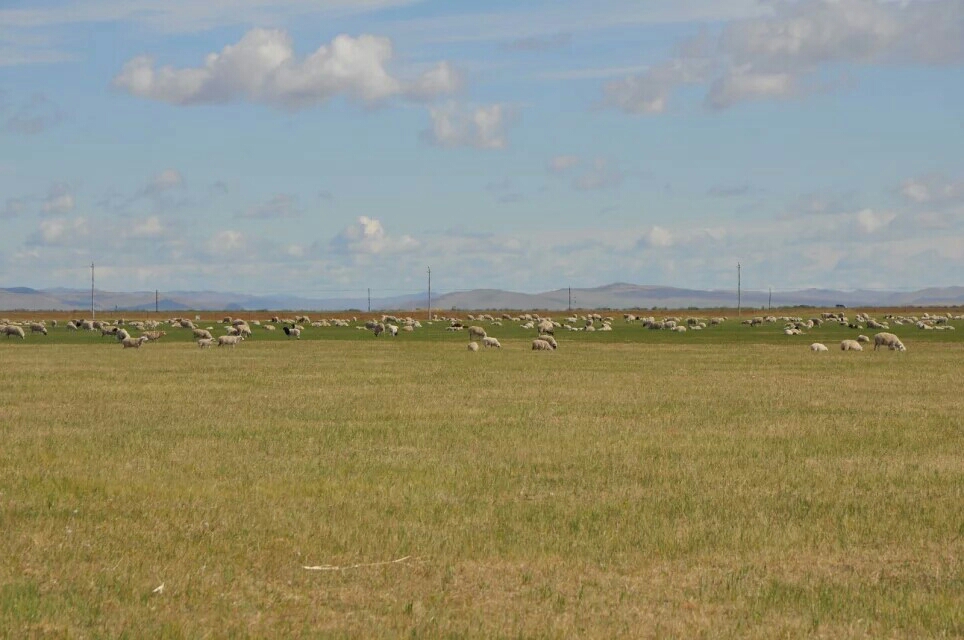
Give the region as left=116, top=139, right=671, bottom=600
left=1, top=0, right=963, bottom=298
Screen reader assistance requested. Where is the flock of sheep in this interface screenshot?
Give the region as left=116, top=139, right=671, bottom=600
left=2, top=309, right=959, bottom=354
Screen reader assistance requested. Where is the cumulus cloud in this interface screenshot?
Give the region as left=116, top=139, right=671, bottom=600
left=331, top=216, right=418, bottom=254
left=605, top=0, right=964, bottom=113
left=899, top=174, right=964, bottom=204
left=128, top=216, right=164, bottom=238
left=31, top=216, right=88, bottom=245
left=854, top=208, right=895, bottom=234
left=639, top=226, right=674, bottom=248
left=40, top=183, right=74, bottom=215
left=424, top=102, right=509, bottom=149
left=113, top=29, right=460, bottom=109
left=207, top=229, right=246, bottom=256
left=547, top=155, right=579, bottom=173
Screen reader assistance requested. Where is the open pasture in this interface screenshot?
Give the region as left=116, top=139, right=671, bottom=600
left=1, top=310, right=962, bottom=637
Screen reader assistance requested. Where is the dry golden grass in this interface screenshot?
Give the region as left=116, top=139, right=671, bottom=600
left=1, top=337, right=961, bottom=637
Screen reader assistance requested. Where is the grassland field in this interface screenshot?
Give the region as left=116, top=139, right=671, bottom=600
left=1, top=308, right=962, bottom=637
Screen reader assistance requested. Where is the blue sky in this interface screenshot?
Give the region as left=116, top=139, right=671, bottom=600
left=1, top=0, right=963, bottom=297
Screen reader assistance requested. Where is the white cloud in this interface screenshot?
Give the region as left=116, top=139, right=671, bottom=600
left=424, top=102, right=509, bottom=149
left=207, top=229, right=246, bottom=255
left=33, top=216, right=88, bottom=245
left=113, top=29, right=459, bottom=109
left=40, top=183, right=75, bottom=215
left=605, top=0, right=964, bottom=113
left=129, top=216, right=164, bottom=238
left=640, top=226, right=674, bottom=248
left=547, top=155, right=579, bottom=173
left=331, top=216, right=418, bottom=254
left=899, top=174, right=964, bottom=205
left=855, top=208, right=895, bottom=234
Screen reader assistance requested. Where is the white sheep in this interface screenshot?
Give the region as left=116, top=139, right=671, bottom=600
left=532, top=338, right=554, bottom=351
left=387, top=324, right=399, bottom=337
left=121, top=336, right=149, bottom=349
left=856, top=335, right=870, bottom=343
left=468, top=326, right=487, bottom=340
left=197, top=338, right=214, bottom=348
left=482, top=336, right=502, bottom=349
left=193, top=329, right=213, bottom=340
left=115, top=328, right=131, bottom=342
left=873, top=332, right=906, bottom=352
left=3, top=325, right=25, bottom=339
left=810, top=343, right=829, bottom=352
left=217, top=335, right=243, bottom=347
left=467, top=341, right=480, bottom=352
left=840, top=339, right=863, bottom=352
left=29, top=322, right=47, bottom=335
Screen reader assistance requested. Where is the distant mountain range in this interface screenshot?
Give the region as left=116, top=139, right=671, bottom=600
left=0, top=282, right=964, bottom=312
left=2, top=283, right=963, bottom=312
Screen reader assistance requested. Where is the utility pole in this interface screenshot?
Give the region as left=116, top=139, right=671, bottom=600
left=367, top=288, right=371, bottom=313
left=568, top=287, right=572, bottom=311
left=768, top=287, right=772, bottom=311
left=737, top=262, right=741, bottom=318
left=90, top=262, right=95, bottom=319
left=427, top=266, right=432, bottom=321
left=155, top=289, right=159, bottom=314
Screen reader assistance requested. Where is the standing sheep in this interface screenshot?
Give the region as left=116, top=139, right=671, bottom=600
left=283, top=326, right=301, bottom=339
left=840, top=339, right=863, bottom=352
left=468, top=326, right=487, bottom=341
left=467, top=341, right=480, bottom=352
left=482, top=336, right=502, bottom=349
left=29, top=322, right=47, bottom=335
left=121, top=336, right=149, bottom=349
left=532, top=338, right=554, bottom=351
left=873, top=332, right=906, bottom=352
left=217, top=335, right=243, bottom=347
left=197, top=338, right=214, bottom=348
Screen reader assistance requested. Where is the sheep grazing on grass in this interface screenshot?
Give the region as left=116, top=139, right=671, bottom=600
left=217, top=335, right=243, bottom=347
left=468, top=326, right=487, bottom=340
left=810, top=343, right=829, bottom=352
left=29, top=322, right=47, bottom=335
left=857, top=335, right=870, bottom=343
left=840, top=339, right=863, bottom=352
left=121, top=336, right=149, bottom=349
left=283, top=326, right=301, bottom=339
left=372, top=323, right=385, bottom=337
left=482, top=336, right=502, bottom=348
left=387, top=324, right=399, bottom=337
left=538, top=335, right=558, bottom=349
left=537, top=320, right=555, bottom=335
left=193, top=329, right=213, bottom=340
left=3, top=325, right=25, bottom=339
left=101, top=327, right=119, bottom=337
left=874, top=332, right=906, bottom=352
left=115, top=329, right=131, bottom=342
left=141, top=330, right=166, bottom=341
left=532, top=338, right=554, bottom=351
left=197, top=338, right=214, bottom=348
left=467, top=341, right=480, bottom=352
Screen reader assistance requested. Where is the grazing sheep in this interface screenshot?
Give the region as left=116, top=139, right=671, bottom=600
left=873, top=332, right=906, bottom=352
left=372, top=323, right=385, bottom=337
left=141, top=330, right=166, bottom=341
left=179, top=319, right=195, bottom=330
left=121, top=336, right=149, bottom=349
left=537, top=319, right=555, bottom=335
left=840, top=339, right=863, bottom=352
left=3, top=325, right=26, bottom=339
left=217, top=335, right=243, bottom=347
left=810, top=343, right=829, bottom=352
left=467, top=341, right=480, bottom=352
left=482, top=336, right=502, bottom=349
left=197, top=338, right=214, bottom=348
left=29, top=322, right=47, bottom=335
left=468, top=326, right=487, bottom=340
left=532, top=338, right=554, bottom=351
left=101, top=327, right=119, bottom=337
left=115, top=329, right=131, bottom=342
left=538, top=335, right=558, bottom=349
left=856, top=335, right=870, bottom=343
left=283, top=326, right=301, bottom=339
left=193, top=329, right=213, bottom=340
left=387, top=324, right=399, bottom=337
